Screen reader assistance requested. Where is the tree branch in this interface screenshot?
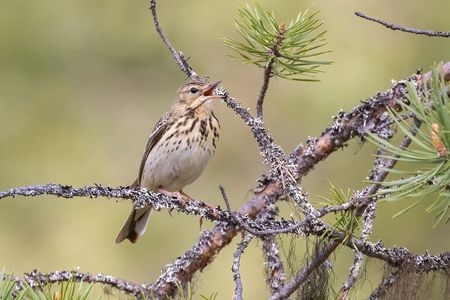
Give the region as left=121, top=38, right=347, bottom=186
left=262, top=236, right=286, bottom=295
left=368, top=269, right=399, bottom=300
left=232, top=234, right=253, bottom=300
left=341, top=202, right=377, bottom=298
left=214, top=87, right=316, bottom=217
left=355, top=11, right=450, bottom=38
left=0, top=184, right=232, bottom=224
left=348, top=238, right=450, bottom=272
left=256, top=59, right=274, bottom=120
left=13, top=269, right=146, bottom=298
left=258, top=205, right=286, bottom=296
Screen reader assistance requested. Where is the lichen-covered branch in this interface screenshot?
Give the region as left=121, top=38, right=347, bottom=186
left=368, top=269, right=399, bottom=300
left=341, top=203, right=377, bottom=298
left=13, top=269, right=146, bottom=298
left=262, top=236, right=286, bottom=295
left=148, top=222, right=238, bottom=298
left=232, top=234, right=253, bottom=300
left=259, top=205, right=286, bottom=296
left=349, top=239, right=450, bottom=272
left=0, top=184, right=232, bottom=224
left=215, top=87, right=315, bottom=217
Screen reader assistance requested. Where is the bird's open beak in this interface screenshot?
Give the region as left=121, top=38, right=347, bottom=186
left=202, top=81, right=223, bottom=100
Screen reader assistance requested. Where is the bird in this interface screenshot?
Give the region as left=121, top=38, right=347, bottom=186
left=115, top=79, right=222, bottom=244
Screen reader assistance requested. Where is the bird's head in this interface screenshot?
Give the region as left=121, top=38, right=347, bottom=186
left=176, top=80, right=222, bottom=110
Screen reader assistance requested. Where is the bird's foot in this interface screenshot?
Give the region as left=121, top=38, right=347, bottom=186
left=157, top=188, right=184, bottom=199
left=158, top=188, right=192, bottom=206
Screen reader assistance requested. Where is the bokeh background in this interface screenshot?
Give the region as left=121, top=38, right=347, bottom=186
left=0, top=0, right=449, bottom=299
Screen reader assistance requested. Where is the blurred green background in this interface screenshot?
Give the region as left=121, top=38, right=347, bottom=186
left=0, top=0, right=449, bottom=299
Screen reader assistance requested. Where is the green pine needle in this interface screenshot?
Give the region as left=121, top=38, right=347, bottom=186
left=367, top=64, right=450, bottom=226
left=318, top=182, right=361, bottom=244
left=0, top=270, right=94, bottom=300
left=220, top=3, right=331, bottom=81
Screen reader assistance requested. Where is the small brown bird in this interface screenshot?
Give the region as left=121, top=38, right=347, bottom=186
left=115, top=80, right=222, bottom=244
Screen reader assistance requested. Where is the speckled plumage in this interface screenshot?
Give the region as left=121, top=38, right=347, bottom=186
left=116, top=80, right=221, bottom=244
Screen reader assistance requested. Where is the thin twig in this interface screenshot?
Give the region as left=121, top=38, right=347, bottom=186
left=220, top=184, right=311, bottom=237
left=355, top=11, right=450, bottom=38
left=219, top=185, right=292, bottom=294
left=341, top=202, right=377, bottom=298
left=219, top=185, right=250, bottom=231
left=256, top=23, right=285, bottom=119
left=232, top=234, right=254, bottom=300
left=219, top=185, right=232, bottom=212
left=149, top=0, right=198, bottom=78
left=231, top=201, right=352, bottom=237
left=340, top=252, right=363, bottom=300
left=256, top=59, right=274, bottom=119
left=221, top=184, right=289, bottom=293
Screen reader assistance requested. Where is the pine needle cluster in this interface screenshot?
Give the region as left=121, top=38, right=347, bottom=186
left=221, top=4, right=331, bottom=81
left=368, top=66, right=450, bottom=225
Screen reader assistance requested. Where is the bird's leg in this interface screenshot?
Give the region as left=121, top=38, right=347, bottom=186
left=179, top=190, right=193, bottom=200
left=180, top=190, right=217, bottom=212
left=158, top=188, right=216, bottom=214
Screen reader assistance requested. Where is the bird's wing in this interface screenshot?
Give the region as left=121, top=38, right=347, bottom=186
left=132, top=112, right=173, bottom=188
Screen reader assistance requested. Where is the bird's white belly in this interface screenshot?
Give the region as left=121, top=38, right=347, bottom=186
left=141, top=133, right=214, bottom=192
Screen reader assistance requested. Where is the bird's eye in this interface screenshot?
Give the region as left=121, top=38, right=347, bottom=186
left=189, top=87, right=199, bottom=94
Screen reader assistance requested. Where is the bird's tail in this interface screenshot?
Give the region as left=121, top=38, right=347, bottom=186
left=115, top=206, right=152, bottom=244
